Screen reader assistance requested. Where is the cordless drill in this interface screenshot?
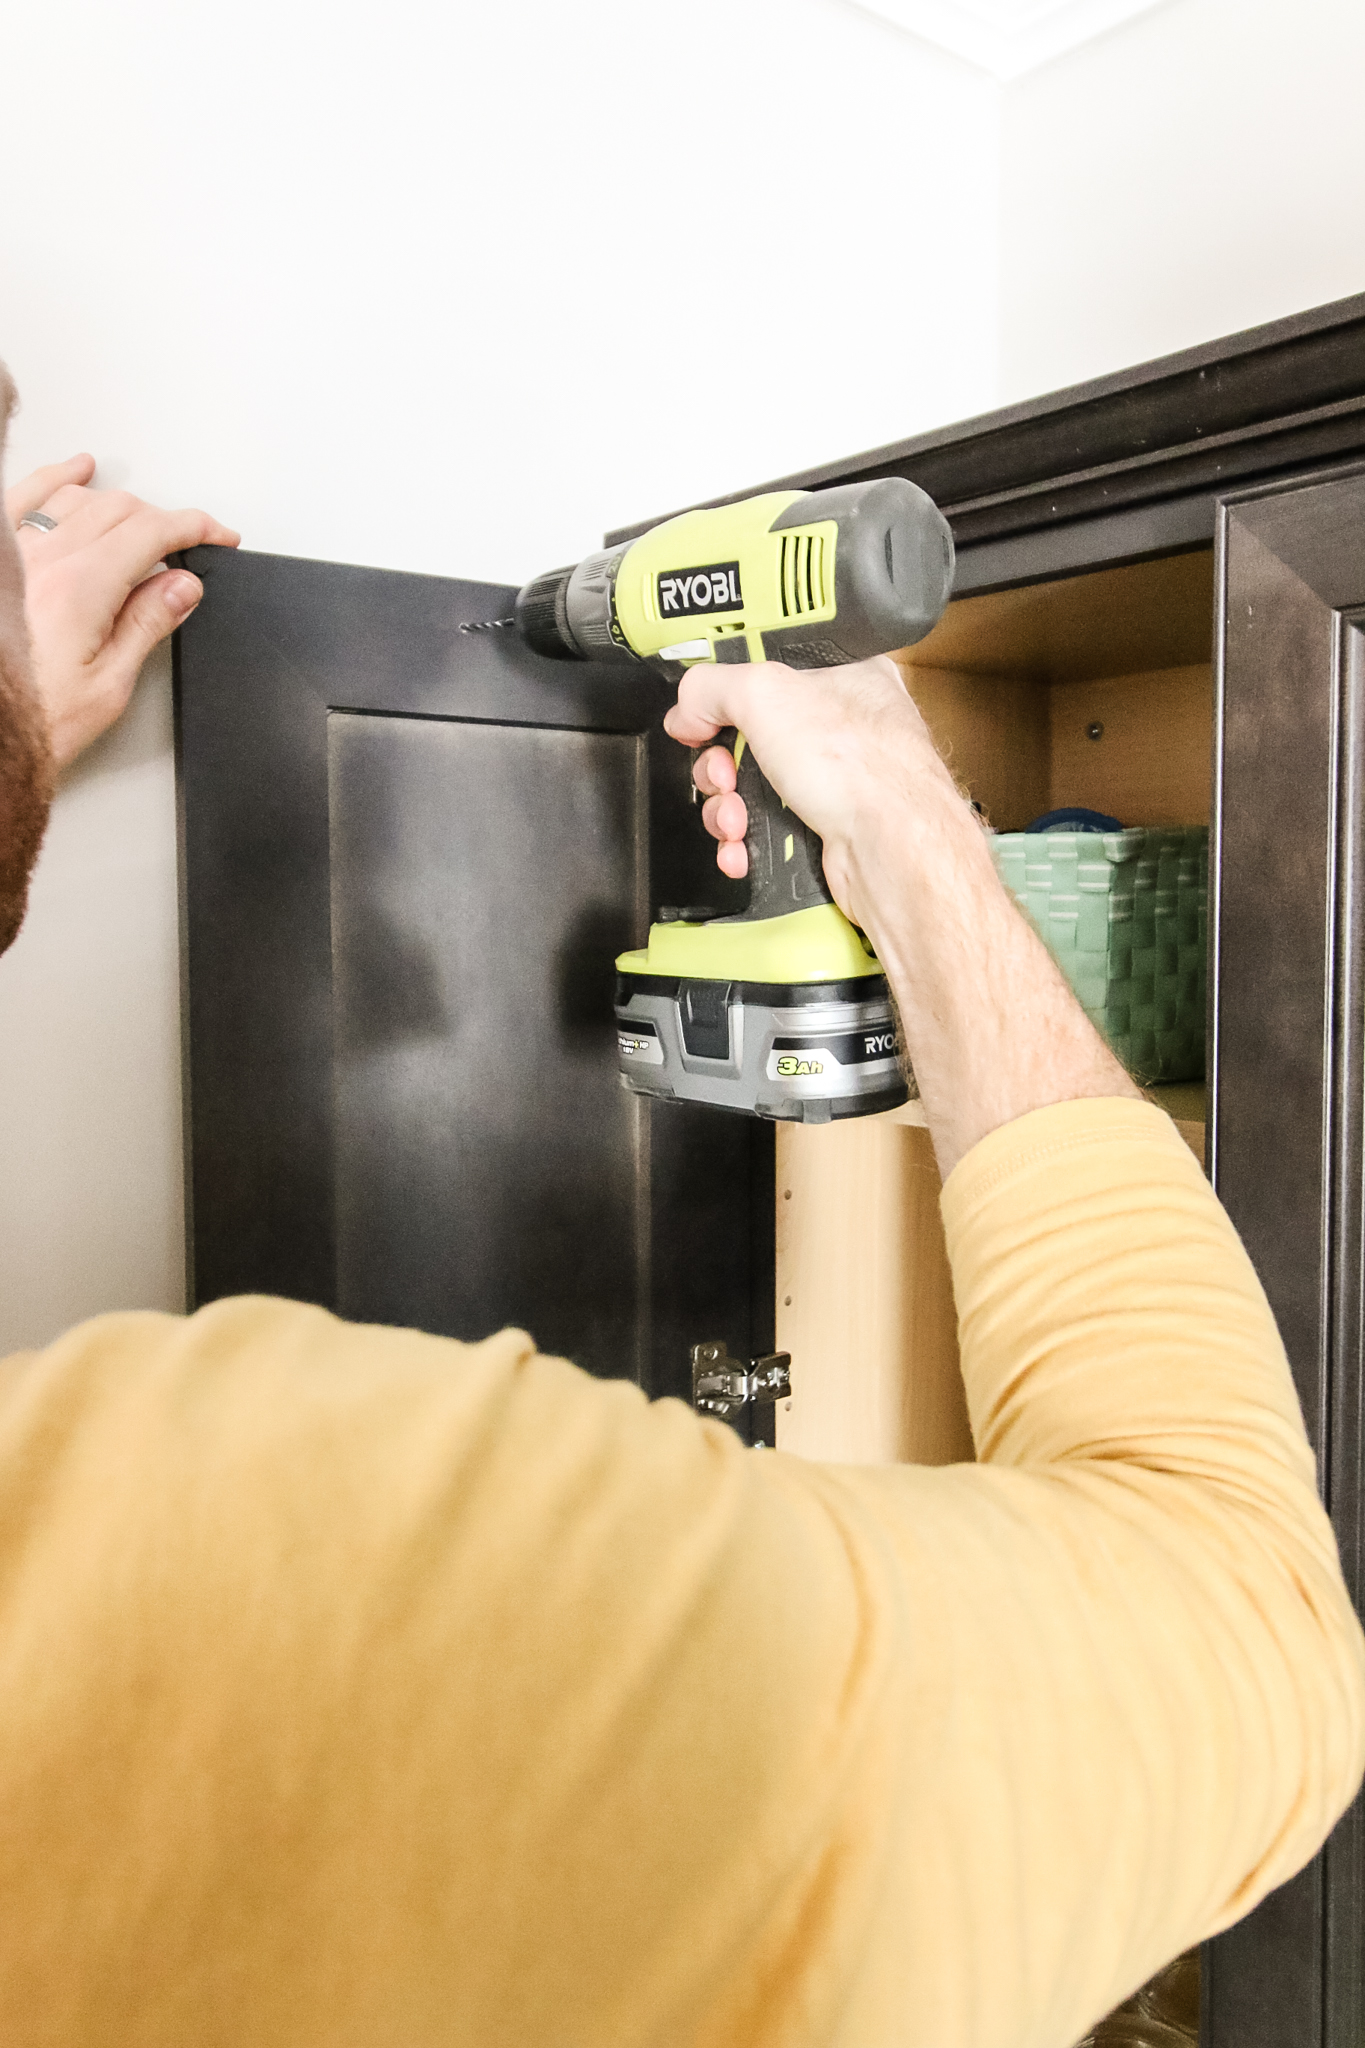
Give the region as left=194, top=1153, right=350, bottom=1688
left=514, top=479, right=955, bottom=1123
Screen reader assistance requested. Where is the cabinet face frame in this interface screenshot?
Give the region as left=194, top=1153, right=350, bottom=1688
left=1204, top=461, right=1365, bottom=2048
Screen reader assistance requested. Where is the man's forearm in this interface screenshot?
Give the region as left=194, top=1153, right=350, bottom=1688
left=848, top=772, right=1140, bottom=1177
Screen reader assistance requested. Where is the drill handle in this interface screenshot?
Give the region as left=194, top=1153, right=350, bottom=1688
left=728, top=730, right=833, bottom=922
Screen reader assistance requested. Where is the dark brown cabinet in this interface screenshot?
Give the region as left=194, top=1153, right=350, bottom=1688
left=173, top=554, right=773, bottom=1414
left=177, top=292, right=1365, bottom=2046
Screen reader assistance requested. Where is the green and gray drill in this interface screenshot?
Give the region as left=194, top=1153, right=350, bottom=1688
left=514, top=479, right=955, bottom=1123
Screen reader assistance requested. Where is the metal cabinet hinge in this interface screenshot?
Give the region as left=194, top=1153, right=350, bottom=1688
left=691, top=1341, right=792, bottom=1447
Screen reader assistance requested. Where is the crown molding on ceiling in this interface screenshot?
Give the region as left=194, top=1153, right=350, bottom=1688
left=845, top=0, right=1172, bottom=79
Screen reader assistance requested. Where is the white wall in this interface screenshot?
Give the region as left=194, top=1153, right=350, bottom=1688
left=0, top=0, right=1000, bottom=1351
left=997, top=0, right=1365, bottom=400
left=0, top=654, right=183, bottom=1348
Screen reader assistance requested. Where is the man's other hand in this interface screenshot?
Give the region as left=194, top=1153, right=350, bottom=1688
left=5, top=455, right=240, bottom=767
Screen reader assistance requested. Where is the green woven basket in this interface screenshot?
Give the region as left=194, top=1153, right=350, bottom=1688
left=989, top=826, right=1208, bottom=1084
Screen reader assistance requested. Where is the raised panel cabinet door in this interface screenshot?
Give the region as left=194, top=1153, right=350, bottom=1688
left=174, top=546, right=772, bottom=1410
left=1206, top=463, right=1365, bottom=2048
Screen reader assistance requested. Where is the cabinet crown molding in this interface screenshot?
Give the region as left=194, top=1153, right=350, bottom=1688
left=845, top=0, right=1172, bottom=78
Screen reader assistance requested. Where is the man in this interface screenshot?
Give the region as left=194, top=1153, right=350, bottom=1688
left=0, top=365, right=1361, bottom=2048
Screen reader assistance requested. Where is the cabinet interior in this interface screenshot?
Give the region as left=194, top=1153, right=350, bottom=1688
left=775, top=547, right=1216, bottom=1466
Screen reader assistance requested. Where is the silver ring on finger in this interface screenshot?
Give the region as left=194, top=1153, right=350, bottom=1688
left=17, top=511, right=57, bottom=534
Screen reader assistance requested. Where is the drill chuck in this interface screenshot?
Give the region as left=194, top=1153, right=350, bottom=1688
left=515, top=545, right=636, bottom=664
left=514, top=564, right=579, bottom=661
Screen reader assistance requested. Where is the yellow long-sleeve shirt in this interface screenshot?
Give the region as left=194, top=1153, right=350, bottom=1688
left=0, top=1099, right=1359, bottom=2045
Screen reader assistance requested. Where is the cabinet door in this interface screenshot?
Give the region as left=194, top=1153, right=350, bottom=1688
left=174, top=547, right=772, bottom=1411
left=1207, top=463, right=1365, bottom=2048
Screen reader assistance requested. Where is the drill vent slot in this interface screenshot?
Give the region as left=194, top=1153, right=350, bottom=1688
left=779, top=532, right=827, bottom=618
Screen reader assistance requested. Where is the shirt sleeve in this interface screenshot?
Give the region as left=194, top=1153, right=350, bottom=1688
left=0, top=1098, right=1358, bottom=2048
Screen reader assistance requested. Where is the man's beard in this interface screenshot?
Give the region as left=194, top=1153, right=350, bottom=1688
left=0, top=368, right=54, bottom=956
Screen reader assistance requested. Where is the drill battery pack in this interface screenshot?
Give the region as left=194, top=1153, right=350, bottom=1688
left=615, top=970, right=907, bottom=1124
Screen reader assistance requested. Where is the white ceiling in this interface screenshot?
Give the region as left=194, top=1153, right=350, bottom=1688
left=845, top=0, right=1173, bottom=79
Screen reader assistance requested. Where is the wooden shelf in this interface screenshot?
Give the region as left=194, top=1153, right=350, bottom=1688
left=877, top=1084, right=1205, bottom=1136
left=1148, top=1080, right=1206, bottom=1124
left=1148, top=1081, right=1206, bottom=1166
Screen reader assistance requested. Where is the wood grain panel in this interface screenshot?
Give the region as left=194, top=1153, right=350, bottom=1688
left=774, top=1117, right=973, bottom=1467
left=1050, top=664, right=1214, bottom=826
left=905, top=551, right=1214, bottom=684
left=896, top=662, right=1049, bottom=830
